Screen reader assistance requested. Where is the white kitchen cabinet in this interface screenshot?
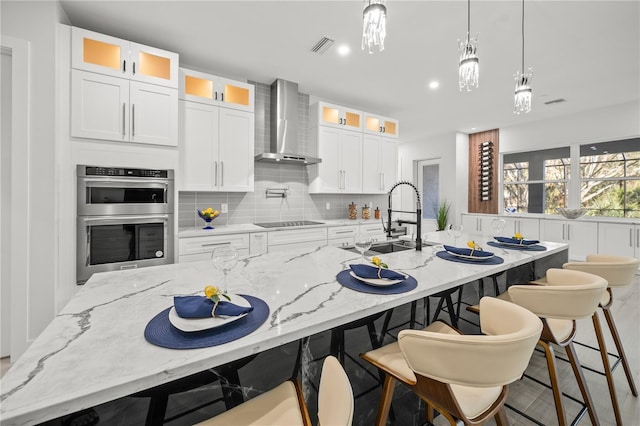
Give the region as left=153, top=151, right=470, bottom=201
left=540, top=219, right=597, bottom=261
left=179, top=100, right=254, bottom=192
left=179, top=68, right=254, bottom=113
left=363, top=113, right=399, bottom=139
left=502, top=216, right=540, bottom=239
left=72, top=27, right=179, bottom=88
left=267, top=228, right=328, bottom=252
left=71, top=70, right=178, bottom=146
left=327, top=225, right=359, bottom=247
left=249, top=232, right=268, bottom=256
left=311, top=101, right=363, bottom=131
left=359, top=222, right=387, bottom=242
left=309, top=126, right=362, bottom=193
left=178, top=233, right=250, bottom=263
left=362, top=134, right=397, bottom=194
left=460, top=214, right=498, bottom=236
left=597, top=222, right=640, bottom=259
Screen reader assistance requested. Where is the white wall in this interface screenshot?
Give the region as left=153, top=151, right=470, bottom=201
left=500, top=101, right=640, bottom=153
left=398, top=131, right=468, bottom=230
left=1, top=1, right=63, bottom=348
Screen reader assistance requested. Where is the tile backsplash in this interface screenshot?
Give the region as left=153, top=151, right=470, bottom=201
left=178, top=81, right=387, bottom=229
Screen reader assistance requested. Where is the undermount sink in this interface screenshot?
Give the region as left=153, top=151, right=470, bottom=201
left=341, top=240, right=417, bottom=255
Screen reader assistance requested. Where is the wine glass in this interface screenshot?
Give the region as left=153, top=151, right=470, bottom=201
left=491, top=218, right=506, bottom=236
left=447, top=224, right=463, bottom=246
left=353, top=232, right=372, bottom=263
left=211, top=245, right=238, bottom=294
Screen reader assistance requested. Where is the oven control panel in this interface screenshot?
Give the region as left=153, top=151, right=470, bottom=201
left=82, top=166, right=169, bottom=178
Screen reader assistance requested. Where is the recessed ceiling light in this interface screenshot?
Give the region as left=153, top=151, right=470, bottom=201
left=337, top=44, right=350, bottom=56
left=471, top=127, right=477, bottom=130
left=428, top=81, right=439, bottom=89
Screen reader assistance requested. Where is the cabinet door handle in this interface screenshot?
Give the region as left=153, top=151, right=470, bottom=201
left=214, top=92, right=218, bottom=101
left=379, top=126, right=383, bottom=132
left=221, top=92, right=224, bottom=102
left=381, top=173, right=385, bottom=190
left=630, top=228, right=633, bottom=247
left=382, top=126, right=386, bottom=133
left=132, top=62, right=136, bottom=75
left=202, top=242, right=231, bottom=247
left=214, top=162, right=218, bottom=186
left=131, top=104, right=135, bottom=137
left=221, top=161, right=224, bottom=187
left=335, top=230, right=352, bottom=235
left=567, top=224, right=570, bottom=240
left=562, top=224, right=565, bottom=240
left=122, top=60, right=126, bottom=73
left=122, top=103, right=126, bottom=136
left=254, top=234, right=264, bottom=239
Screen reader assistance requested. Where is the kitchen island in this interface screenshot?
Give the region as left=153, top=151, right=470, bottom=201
left=0, top=236, right=568, bottom=425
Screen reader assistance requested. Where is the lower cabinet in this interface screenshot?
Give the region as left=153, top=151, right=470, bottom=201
left=178, top=233, right=250, bottom=263
left=502, top=217, right=540, bottom=239
left=539, top=219, right=598, bottom=261
left=267, top=228, right=328, bottom=253
left=359, top=222, right=386, bottom=242
left=327, top=225, right=359, bottom=247
left=597, top=222, right=640, bottom=259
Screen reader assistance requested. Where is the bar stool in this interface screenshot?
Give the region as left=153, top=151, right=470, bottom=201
left=195, top=355, right=353, bottom=426
left=562, top=254, right=639, bottom=425
left=506, top=268, right=608, bottom=426
left=361, top=297, right=542, bottom=426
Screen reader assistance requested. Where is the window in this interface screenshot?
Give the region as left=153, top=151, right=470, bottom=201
left=503, top=148, right=570, bottom=214
left=580, top=139, right=640, bottom=218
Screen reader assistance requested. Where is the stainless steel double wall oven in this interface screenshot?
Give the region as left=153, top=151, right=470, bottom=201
left=77, top=165, right=175, bottom=283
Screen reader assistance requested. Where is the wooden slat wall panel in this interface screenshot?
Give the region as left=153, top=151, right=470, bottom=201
left=468, top=129, right=499, bottom=214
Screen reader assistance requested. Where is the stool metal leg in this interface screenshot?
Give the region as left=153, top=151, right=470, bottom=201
left=592, top=312, right=622, bottom=425
left=602, top=305, right=638, bottom=396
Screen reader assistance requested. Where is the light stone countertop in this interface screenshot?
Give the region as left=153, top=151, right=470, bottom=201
left=178, top=219, right=379, bottom=238
left=0, top=236, right=568, bottom=425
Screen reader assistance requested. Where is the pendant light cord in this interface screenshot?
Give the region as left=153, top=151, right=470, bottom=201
left=467, top=0, right=471, bottom=37
left=521, top=0, right=525, bottom=72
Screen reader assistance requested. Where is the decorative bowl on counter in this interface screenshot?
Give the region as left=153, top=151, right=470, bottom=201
left=197, top=208, right=220, bottom=229
left=556, top=207, right=589, bottom=219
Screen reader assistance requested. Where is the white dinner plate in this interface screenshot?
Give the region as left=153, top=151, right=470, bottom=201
left=446, top=251, right=495, bottom=261
left=168, top=294, right=251, bottom=332
left=349, top=270, right=407, bottom=287
left=494, top=241, right=537, bottom=247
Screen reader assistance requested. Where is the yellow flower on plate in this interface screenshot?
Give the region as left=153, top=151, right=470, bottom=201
left=466, top=240, right=482, bottom=252
left=371, top=256, right=388, bottom=269
left=204, top=285, right=220, bottom=298
left=513, top=232, right=523, bottom=240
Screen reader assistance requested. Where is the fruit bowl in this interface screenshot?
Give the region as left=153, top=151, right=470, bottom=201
left=197, top=208, right=220, bottom=229
left=556, top=208, right=589, bottom=219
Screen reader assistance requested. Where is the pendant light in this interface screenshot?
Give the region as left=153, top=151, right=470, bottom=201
left=514, top=0, right=533, bottom=113
left=362, top=0, right=387, bottom=54
left=458, top=0, right=479, bottom=91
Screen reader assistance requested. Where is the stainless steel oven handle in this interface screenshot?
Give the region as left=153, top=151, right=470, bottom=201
left=80, top=215, right=169, bottom=225
left=82, top=178, right=170, bottom=186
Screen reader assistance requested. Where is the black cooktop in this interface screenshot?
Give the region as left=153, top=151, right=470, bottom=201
left=254, top=220, right=324, bottom=228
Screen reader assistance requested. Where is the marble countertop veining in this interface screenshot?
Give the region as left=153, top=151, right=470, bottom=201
left=0, top=236, right=568, bottom=425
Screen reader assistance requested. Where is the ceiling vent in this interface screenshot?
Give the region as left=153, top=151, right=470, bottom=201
left=311, top=37, right=335, bottom=54
left=544, top=98, right=567, bottom=105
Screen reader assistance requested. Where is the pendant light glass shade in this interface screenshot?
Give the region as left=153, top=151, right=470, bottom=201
left=459, top=35, right=479, bottom=91
left=514, top=0, right=533, bottom=113
left=362, top=0, right=386, bottom=54
left=458, top=0, right=479, bottom=91
left=514, top=69, right=533, bottom=114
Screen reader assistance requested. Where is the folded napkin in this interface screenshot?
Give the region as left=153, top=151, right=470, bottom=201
left=443, top=245, right=494, bottom=258
left=173, top=296, right=253, bottom=319
left=350, top=264, right=406, bottom=280
left=494, top=236, right=539, bottom=245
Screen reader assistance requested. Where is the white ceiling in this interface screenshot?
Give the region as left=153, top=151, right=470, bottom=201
left=59, top=0, right=640, bottom=143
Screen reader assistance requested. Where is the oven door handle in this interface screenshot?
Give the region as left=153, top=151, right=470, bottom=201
left=81, top=178, right=170, bottom=188
left=80, top=215, right=170, bottom=225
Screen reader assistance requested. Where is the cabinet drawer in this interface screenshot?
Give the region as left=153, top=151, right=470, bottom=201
left=179, top=247, right=249, bottom=264
left=268, top=228, right=328, bottom=247
left=359, top=223, right=386, bottom=241
left=327, top=225, right=358, bottom=240
left=179, top=233, right=250, bottom=256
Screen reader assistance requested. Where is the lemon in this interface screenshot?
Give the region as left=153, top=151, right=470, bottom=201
left=204, top=285, right=218, bottom=298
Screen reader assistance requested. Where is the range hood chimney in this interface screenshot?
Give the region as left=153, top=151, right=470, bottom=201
left=255, top=79, right=321, bottom=165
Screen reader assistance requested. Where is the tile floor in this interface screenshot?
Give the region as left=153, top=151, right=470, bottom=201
left=3, top=276, right=639, bottom=425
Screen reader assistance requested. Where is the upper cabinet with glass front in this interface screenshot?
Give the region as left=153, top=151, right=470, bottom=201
left=363, top=113, right=399, bottom=139
left=72, top=27, right=179, bottom=88
left=313, top=101, right=363, bottom=131
left=179, top=68, right=254, bottom=112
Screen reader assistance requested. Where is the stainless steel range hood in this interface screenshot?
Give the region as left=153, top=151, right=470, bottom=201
left=254, top=79, right=321, bottom=165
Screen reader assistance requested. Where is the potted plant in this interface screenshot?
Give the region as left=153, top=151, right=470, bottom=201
left=435, top=200, right=450, bottom=231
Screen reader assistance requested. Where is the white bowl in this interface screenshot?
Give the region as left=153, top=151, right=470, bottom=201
left=557, top=208, right=589, bottom=219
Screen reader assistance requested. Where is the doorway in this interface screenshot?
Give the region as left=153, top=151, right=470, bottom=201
left=417, top=159, right=441, bottom=220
